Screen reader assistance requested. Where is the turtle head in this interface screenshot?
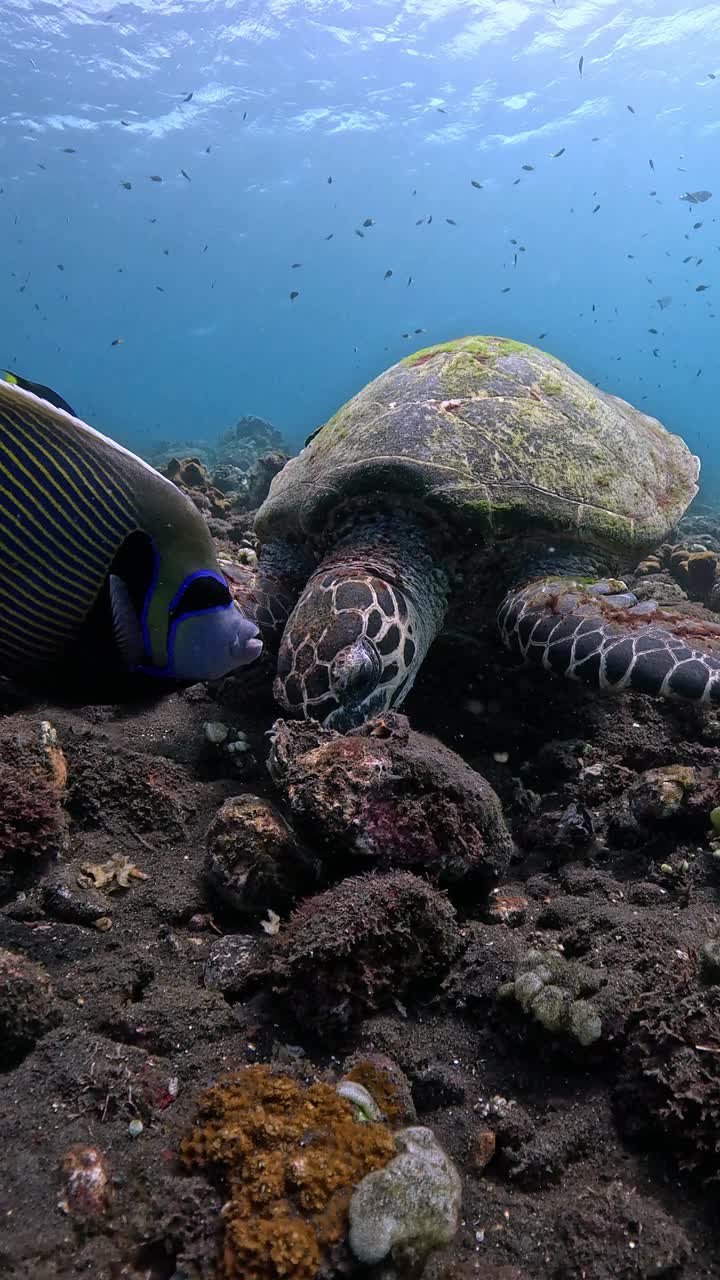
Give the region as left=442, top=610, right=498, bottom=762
left=274, top=565, right=436, bottom=731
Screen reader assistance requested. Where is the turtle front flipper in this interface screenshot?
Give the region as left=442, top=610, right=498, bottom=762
left=498, top=578, right=720, bottom=705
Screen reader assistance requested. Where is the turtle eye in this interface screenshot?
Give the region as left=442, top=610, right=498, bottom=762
left=330, top=637, right=381, bottom=702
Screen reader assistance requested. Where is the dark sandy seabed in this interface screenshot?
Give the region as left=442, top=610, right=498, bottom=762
left=2, top=510, right=720, bottom=1280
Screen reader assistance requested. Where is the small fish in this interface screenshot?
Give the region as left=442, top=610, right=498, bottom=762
left=513, top=178, right=521, bottom=185
left=592, top=204, right=601, bottom=213
left=149, top=175, right=163, bottom=182
left=62, top=147, right=76, bottom=154
left=683, top=255, right=693, bottom=263
left=436, top=107, right=447, bottom=114
left=537, top=332, right=547, bottom=339
left=362, top=218, right=375, bottom=228
left=0, top=378, right=261, bottom=683
left=289, top=291, right=299, bottom=301
left=693, top=220, right=703, bottom=229
left=501, top=287, right=511, bottom=293
left=696, top=283, right=710, bottom=291
left=205, top=145, right=211, bottom=153
left=626, top=104, right=636, bottom=114
left=155, top=285, right=165, bottom=292
left=384, top=270, right=393, bottom=279
left=202, top=244, right=208, bottom=252
left=709, top=72, right=717, bottom=79
left=427, top=215, right=433, bottom=224
left=521, top=164, right=534, bottom=171
left=680, top=190, right=712, bottom=203
left=355, top=229, right=365, bottom=238
left=649, top=158, right=654, bottom=170
left=242, top=111, right=247, bottom=121
left=578, top=55, right=584, bottom=76
left=697, top=368, right=703, bottom=376
left=57, top=264, right=64, bottom=271
left=471, top=179, right=483, bottom=189
left=648, top=328, right=658, bottom=334
left=415, top=218, right=425, bottom=226
left=325, top=233, right=334, bottom=240
left=180, top=169, right=191, bottom=181
left=291, top=262, right=302, bottom=269
left=121, top=120, right=130, bottom=127
left=327, top=176, right=332, bottom=184
left=120, top=181, right=132, bottom=190
left=182, top=91, right=193, bottom=102
left=401, top=333, right=409, bottom=339
left=652, top=348, right=659, bottom=357
left=407, top=276, right=413, bottom=286
left=550, top=148, right=565, bottom=158
left=446, top=217, right=457, bottom=225
left=414, top=328, right=425, bottom=334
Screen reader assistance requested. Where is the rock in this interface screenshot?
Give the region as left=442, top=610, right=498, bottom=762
left=278, top=871, right=461, bottom=1041
left=268, top=713, right=513, bottom=888
left=203, top=933, right=271, bottom=998
left=628, top=764, right=696, bottom=822
left=348, top=1125, right=462, bottom=1269
left=245, top=450, right=289, bottom=510
left=627, top=764, right=720, bottom=829
left=42, top=875, right=110, bottom=926
left=632, top=574, right=688, bottom=605
left=521, top=802, right=595, bottom=860
left=0, top=760, right=68, bottom=873
left=686, top=550, right=719, bottom=596
left=699, top=940, right=720, bottom=984
left=205, top=794, right=317, bottom=915
left=0, top=947, right=61, bottom=1066
left=59, top=1145, right=111, bottom=1218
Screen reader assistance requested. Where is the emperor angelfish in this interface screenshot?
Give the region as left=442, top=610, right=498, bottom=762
left=0, top=377, right=262, bottom=682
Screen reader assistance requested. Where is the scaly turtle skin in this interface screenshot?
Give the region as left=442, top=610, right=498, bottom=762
left=234, top=336, right=720, bottom=728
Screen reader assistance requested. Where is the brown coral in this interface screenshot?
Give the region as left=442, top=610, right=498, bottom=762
left=181, top=1063, right=395, bottom=1280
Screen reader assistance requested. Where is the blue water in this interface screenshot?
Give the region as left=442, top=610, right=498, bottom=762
left=2, top=0, right=720, bottom=501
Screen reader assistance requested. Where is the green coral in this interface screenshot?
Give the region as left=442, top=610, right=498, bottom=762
left=348, top=1125, right=461, bottom=1269
left=499, top=949, right=604, bottom=1047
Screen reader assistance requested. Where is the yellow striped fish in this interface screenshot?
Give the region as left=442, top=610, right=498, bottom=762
left=0, top=376, right=262, bottom=682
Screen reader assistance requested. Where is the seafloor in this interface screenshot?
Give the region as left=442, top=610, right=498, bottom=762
left=2, top=503, right=720, bottom=1280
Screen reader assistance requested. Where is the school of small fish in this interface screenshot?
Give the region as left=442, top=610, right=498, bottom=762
left=2, top=58, right=718, bottom=429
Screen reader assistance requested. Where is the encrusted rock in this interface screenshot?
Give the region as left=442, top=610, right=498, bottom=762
left=205, top=794, right=317, bottom=915
left=0, top=947, right=61, bottom=1066
left=268, top=713, right=513, bottom=888
left=203, top=933, right=271, bottom=998
left=348, top=1125, right=462, bottom=1268
left=277, top=871, right=461, bottom=1040
left=59, top=1145, right=111, bottom=1219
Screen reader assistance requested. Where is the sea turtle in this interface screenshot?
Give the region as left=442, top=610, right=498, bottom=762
left=228, top=336, right=720, bottom=730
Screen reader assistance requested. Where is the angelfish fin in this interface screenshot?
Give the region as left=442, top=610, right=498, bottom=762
left=109, top=574, right=146, bottom=667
